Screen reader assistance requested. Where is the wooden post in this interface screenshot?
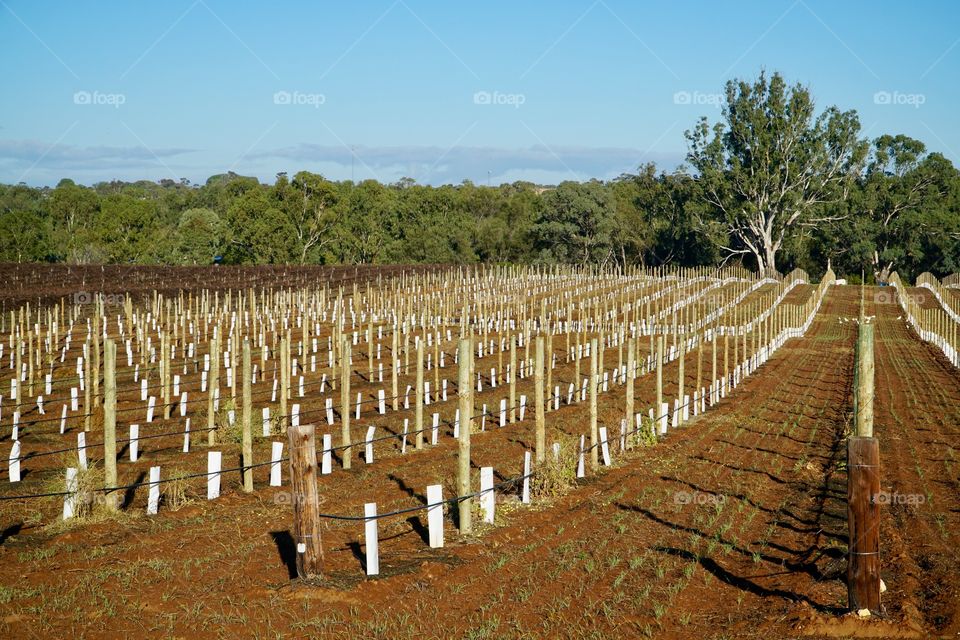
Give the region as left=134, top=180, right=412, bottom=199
left=546, top=331, right=554, bottom=411
left=103, top=339, right=118, bottom=511
left=509, top=335, right=517, bottom=423
left=626, top=338, right=635, bottom=443
left=287, top=423, right=324, bottom=578
left=391, top=329, right=399, bottom=411
left=241, top=338, right=253, bottom=493
left=847, top=436, right=880, bottom=612
left=534, top=335, right=545, bottom=463
left=83, top=338, right=91, bottom=432
left=341, top=337, right=352, bottom=469
left=677, top=333, right=686, bottom=424
left=856, top=324, right=875, bottom=437
left=589, top=337, right=599, bottom=470
left=280, top=336, right=289, bottom=428
left=655, top=335, right=664, bottom=416
left=162, top=331, right=171, bottom=419
left=457, top=338, right=472, bottom=535
left=207, top=336, right=219, bottom=446
left=711, top=330, right=718, bottom=403
left=92, top=317, right=101, bottom=409
left=415, top=338, right=425, bottom=450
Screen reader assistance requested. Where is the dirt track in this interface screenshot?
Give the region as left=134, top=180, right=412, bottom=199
left=1, top=285, right=959, bottom=639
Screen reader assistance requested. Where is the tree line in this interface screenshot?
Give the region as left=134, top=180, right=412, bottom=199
left=2, top=72, right=958, bottom=282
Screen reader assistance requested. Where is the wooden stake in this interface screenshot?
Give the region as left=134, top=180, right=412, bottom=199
left=287, top=423, right=324, bottom=578
left=415, top=338, right=425, bottom=450
left=341, top=337, right=352, bottom=469
left=103, top=339, right=117, bottom=511
left=457, top=338, right=472, bottom=535
left=241, top=338, right=253, bottom=493
left=847, top=436, right=880, bottom=612
left=589, top=337, right=599, bottom=470
left=208, top=336, right=219, bottom=446
left=856, top=324, right=875, bottom=437
left=534, top=335, right=545, bottom=463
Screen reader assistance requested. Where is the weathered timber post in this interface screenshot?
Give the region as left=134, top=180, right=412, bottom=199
left=287, top=423, right=324, bottom=578
left=103, top=338, right=118, bottom=511
left=626, top=338, right=635, bottom=445
left=589, top=337, right=599, bottom=470
left=856, top=324, right=875, bottom=437
left=457, top=338, right=472, bottom=535
left=534, top=335, right=545, bottom=463
left=847, top=436, right=880, bottom=612
left=341, top=337, right=352, bottom=469
left=415, top=338, right=425, bottom=450
left=848, top=323, right=880, bottom=613
left=208, top=336, right=219, bottom=446
left=241, top=338, right=253, bottom=493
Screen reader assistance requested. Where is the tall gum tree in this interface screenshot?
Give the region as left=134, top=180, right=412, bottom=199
left=685, top=71, right=869, bottom=275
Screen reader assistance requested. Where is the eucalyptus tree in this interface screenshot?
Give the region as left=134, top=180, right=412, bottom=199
left=686, top=71, right=869, bottom=274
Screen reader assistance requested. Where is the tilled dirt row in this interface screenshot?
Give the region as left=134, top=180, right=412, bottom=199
left=870, top=290, right=960, bottom=637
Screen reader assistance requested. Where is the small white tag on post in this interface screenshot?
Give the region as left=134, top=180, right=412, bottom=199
left=183, top=418, right=191, bottom=452
left=499, top=399, right=507, bottom=427
left=576, top=434, right=585, bottom=478
left=63, top=467, right=78, bottom=520
left=599, top=427, right=611, bottom=466
left=378, top=390, right=386, bottom=415
left=364, top=502, right=379, bottom=576
left=270, top=441, right=283, bottom=486
left=431, top=413, right=439, bottom=445
left=522, top=451, right=531, bottom=504
left=129, top=424, right=139, bottom=461
left=365, top=426, right=376, bottom=463
left=147, top=466, right=160, bottom=515
left=207, top=451, right=222, bottom=500
left=77, top=432, right=88, bottom=469
left=262, top=407, right=271, bottom=436
left=426, top=484, right=444, bottom=548
left=321, top=434, right=332, bottom=474
left=401, top=420, right=409, bottom=454
left=325, top=398, right=334, bottom=425
left=480, top=467, right=495, bottom=524
left=519, top=395, right=526, bottom=421
left=8, top=440, right=21, bottom=482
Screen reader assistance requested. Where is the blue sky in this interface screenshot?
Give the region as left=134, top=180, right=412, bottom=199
left=1, top=0, right=957, bottom=187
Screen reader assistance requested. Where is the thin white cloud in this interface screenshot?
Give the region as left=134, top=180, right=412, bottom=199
left=0, top=138, right=196, bottom=169
left=0, top=139, right=686, bottom=186
left=253, top=143, right=685, bottom=184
